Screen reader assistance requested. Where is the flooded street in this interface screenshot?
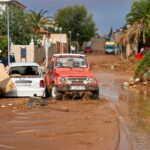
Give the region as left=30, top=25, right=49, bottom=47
left=96, top=71, right=150, bottom=150
left=0, top=54, right=149, bottom=150
left=0, top=0, right=150, bottom=148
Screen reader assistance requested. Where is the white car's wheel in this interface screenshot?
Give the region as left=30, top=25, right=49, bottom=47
left=51, top=85, right=63, bottom=100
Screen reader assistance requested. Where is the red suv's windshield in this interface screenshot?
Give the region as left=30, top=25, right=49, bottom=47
left=56, top=57, right=88, bottom=68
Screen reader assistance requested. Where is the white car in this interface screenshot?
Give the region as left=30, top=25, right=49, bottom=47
left=5, top=62, right=46, bottom=97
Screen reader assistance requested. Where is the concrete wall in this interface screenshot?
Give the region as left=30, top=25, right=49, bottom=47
left=34, top=44, right=57, bottom=63
left=10, top=33, right=68, bottom=63
left=82, top=38, right=105, bottom=52
left=11, top=41, right=57, bottom=64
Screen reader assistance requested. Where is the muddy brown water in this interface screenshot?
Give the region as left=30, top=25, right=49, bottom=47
left=0, top=71, right=149, bottom=150
left=96, top=71, right=150, bottom=150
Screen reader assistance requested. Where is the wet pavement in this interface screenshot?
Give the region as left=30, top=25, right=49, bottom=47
left=96, top=71, right=150, bottom=150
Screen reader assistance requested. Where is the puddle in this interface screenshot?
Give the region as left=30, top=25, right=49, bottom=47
left=127, top=92, right=150, bottom=150
left=96, top=72, right=130, bottom=102
left=96, top=71, right=150, bottom=150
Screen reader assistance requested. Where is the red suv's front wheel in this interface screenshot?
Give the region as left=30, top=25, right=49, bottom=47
left=51, top=85, right=63, bottom=100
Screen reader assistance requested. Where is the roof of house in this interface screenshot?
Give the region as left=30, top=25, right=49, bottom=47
left=32, top=28, right=49, bottom=34
left=0, top=0, right=26, bottom=9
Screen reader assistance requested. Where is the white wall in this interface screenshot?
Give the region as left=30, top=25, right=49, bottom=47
left=51, top=33, right=67, bottom=43
left=11, top=42, right=35, bottom=63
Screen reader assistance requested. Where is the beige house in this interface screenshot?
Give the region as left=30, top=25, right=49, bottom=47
left=50, top=33, right=68, bottom=53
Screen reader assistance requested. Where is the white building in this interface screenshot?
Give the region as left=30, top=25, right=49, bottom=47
left=0, top=0, right=25, bottom=14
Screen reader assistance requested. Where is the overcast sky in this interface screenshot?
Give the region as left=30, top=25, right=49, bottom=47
left=20, top=0, right=133, bottom=35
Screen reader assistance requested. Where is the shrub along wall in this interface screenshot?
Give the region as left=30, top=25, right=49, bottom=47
left=135, top=50, right=150, bottom=80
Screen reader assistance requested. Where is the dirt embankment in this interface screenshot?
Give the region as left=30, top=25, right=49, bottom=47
left=87, top=53, right=150, bottom=94
left=87, top=53, right=137, bottom=74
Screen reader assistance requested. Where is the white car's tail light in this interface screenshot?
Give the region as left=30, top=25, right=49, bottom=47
left=40, top=80, right=45, bottom=88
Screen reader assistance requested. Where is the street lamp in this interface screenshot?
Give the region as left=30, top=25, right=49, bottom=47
left=44, top=33, right=51, bottom=67
left=76, top=33, right=79, bottom=53
left=119, top=28, right=123, bottom=59
left=53, top=26, right=58, bottom=53
left=69, top=31, right=72, bottom=53
left=58, top=27, right=62, bottom=53
left=44, top=25, right=51, bottom=67
left=6, top=2, right=10, bottom=65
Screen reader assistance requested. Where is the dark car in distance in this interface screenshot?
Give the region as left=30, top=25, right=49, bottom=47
left=84, top=47, right=92, bottom=53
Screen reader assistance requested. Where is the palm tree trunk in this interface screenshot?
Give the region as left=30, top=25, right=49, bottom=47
left=126, top=42, right=131, bottom=60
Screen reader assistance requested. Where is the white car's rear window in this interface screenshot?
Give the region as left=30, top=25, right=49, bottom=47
left=9, top=66, right=40, bottom=76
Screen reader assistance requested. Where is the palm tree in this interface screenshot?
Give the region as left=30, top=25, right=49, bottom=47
left=29, top=9, right=54, bottom=45
left=30, top=9, right=54, bottom=35
left=126, top=0, right=150, bottom=44
left=119, top=22, right=144, bottom=45
left=121, top=0, right=150, bottom=45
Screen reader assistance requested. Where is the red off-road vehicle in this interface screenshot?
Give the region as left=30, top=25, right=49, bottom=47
left=45, top=54, right=99, bottom=100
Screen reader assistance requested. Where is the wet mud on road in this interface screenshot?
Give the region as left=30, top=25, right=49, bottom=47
left=0, top=98, right=120, bottom=150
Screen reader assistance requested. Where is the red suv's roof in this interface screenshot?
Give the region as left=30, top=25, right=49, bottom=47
left=53, top=53, right=86, bottom=57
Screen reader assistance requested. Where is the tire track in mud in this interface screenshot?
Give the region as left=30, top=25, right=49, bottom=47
left=109, top=103, right=134, bottom=150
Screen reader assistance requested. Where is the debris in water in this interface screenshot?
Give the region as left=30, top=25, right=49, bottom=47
left=26, top=97, right=48, bottom=109
left=123, top=82, right=129, bottom=87
left=1, top=105, right=6, bottom=108
left=8, top=103, right=13, bottom=106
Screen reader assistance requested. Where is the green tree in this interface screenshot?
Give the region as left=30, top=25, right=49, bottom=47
left=0, top=14, right=6, bottom=36
left=107, top=27, right=113, bottom=40
left=54, top=5, right=97, bottom=45
left=125, top=0, right=150, bottom=44
left=0, top=4, right=32, bottom=45
left=10, top=5, right=32, bottom=45
left=0, top=36, right=7, bottom=58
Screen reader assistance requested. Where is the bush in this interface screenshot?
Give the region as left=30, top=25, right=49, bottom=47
left=135, top=50, right=150, bottom=78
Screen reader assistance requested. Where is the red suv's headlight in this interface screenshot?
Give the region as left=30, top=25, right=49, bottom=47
left=58, top=77, right=67, bottom=84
